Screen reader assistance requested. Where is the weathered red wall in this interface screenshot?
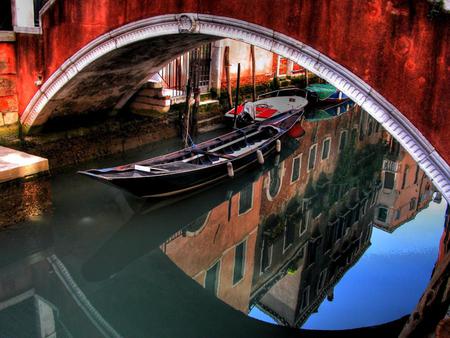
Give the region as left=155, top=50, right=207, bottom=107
left=0, top=41, right=18, bottom=124
left=13, top=0, right=450, bottom=162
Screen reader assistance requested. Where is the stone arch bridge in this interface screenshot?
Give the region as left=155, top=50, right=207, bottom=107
left=1, top=0, right=449, bottom=199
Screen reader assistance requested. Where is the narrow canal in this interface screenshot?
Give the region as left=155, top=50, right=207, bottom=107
left=0, top=103, right=447, bottom=337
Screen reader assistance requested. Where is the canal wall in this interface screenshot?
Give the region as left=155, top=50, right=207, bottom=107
left=0, top=33, right=19, bottom=131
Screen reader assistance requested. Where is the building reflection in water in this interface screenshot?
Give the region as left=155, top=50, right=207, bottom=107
left=0, top=101, right=442, bottom=337
left=162, top=102, right=436, bottom=327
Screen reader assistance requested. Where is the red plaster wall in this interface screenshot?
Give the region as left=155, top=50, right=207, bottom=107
left=12, top=0, right=450, bottom=163
left=0, top=42, right=18, bottom=118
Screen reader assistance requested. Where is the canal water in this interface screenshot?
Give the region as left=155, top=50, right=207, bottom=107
left=0, top=103, right=447, bottom=337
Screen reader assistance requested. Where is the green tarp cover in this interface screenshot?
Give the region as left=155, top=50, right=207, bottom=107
left=306, top=83, right=337, bottom=100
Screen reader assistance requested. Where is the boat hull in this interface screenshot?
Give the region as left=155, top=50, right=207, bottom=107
left=100, top=142, right=277, bottom=197
left=80, top=111, right=302, bottom=198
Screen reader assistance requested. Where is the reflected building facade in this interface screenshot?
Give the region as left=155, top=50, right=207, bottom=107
left=374, top=135, right=433, bottom=233
left=163, top=102, right=389, bottom=326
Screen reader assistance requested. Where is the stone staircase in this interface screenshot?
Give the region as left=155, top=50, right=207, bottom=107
left=129, top=82, right=171, bottom=115
left=129, top=82, right=225, bottom=132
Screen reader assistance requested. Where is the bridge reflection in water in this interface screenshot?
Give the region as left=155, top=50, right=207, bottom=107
left=0, top=102, right=441, bottom=337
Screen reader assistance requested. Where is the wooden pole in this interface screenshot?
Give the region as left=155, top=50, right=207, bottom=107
left=233, top=63, right=241, bottom=129
left=224, top=46, right=233, bottom=109
left=251, top=45, right=256, bottom=102
left=183, top=77, right=192, bottom=146
left=191, top=63, right=200, bottom=137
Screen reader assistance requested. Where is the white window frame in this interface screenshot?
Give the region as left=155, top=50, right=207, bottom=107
left=300, top=285, right=310, bottom=310
left=204, top=259, right=222, bottom=295
left=321, top=137, right=331, bottom=161
left=298, top=217, right=306, bottom=237
left=260, top=240, right=273, bottom=274
left=232, top=239, right=247, bottom=287
left=238, top=182, right=254, bottom=216
left=290, top=154, right=302, bottom=184
left=339, top=130, right=348, bottom=152
left=282, top=225, right=293, bottom=253
left=307, top=144, right=317, bottom=172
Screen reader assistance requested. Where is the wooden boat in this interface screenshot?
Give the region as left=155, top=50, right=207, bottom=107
left=79, top=110, right=302, bottom=198
left=224, top=88, right=308, bottom=123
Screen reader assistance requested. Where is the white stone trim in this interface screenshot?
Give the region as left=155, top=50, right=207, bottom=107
left=20, top=13, right=450, bottom=202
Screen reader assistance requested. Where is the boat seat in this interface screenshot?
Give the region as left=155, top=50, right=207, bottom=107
left=191, top=149, right=235, bottom=160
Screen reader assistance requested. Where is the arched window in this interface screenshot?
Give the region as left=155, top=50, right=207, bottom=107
left=308, top=144, right=317, bottom=171
left=266, top=165, right=284, bottom=200
left=184, top=211, right=211, bottom=236
left=339, top=130, right=348, bottom=152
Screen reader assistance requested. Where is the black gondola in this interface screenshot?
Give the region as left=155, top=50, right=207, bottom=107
left=78, top=110, right=302, bottom=198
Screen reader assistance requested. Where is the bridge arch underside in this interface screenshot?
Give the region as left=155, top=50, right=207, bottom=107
left=30, top=34, right=218, bottom=125
left=21, top=15, right=450, bottom=201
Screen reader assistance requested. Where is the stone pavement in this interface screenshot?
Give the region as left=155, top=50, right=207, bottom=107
left=0, top=146, right=48, bottom=183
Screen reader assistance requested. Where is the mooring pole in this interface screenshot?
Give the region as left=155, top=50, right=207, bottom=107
left=192, top=62, right=200, bottom=138
left=251, top=45, right=256, bottom=102
left=233, top=63, right=241, bottom=129
left=224, top=46, right=233, bottom=109
left=183, top=77, right=192, bottom=146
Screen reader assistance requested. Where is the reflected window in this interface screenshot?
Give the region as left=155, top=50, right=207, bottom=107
left=283, top=222, right=295, bottom=252
left=233, top=240, right=246, bottom=285
left=351, top=129, right=357, bottom=144
left=261, top=240, right=273, bottom=273
left=317, top=269, right=328, bottom=293
left=395, top=209, right=401, bottom=220
left=205, top=260, right=220, bottom=295
left=322, top=138, right=331, bottom=160
left=367, top=118, right=374, bottom=136
left=375, top=121, right=381, bottom=133
left=268, top=167, right=283, bottom=199
left=299, top=218, right=306, bottom=236
left=184, top=212, right=210, bottom=236
left=383, top=172, right=395, bottom=190
left=291, top=155, right=302, bottom=183
left=359, top=111, right=366, bottom=140
left=409, top=198, right=417, bottom=211
left=414, top=165, right=420, bottom=184
left=239, top=183, right=253, bottom=215
left=401, top=166, right=410, bottom=189
left=308, top=144, right=317, bottom=171
left=339, top=130, right=347, bottom=151
left=300, top=286, right=310, bottom=310
left=377, top=207, right=388, bottom=223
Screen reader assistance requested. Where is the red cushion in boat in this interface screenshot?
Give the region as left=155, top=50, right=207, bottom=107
left=226, top=105, right=245, bottom=115
left=255, top=107, right=278, bottom=119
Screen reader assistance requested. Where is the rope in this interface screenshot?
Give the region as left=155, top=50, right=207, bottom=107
left=187, top=133, right=197, bottom=148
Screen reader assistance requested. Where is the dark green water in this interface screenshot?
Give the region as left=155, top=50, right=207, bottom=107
left=0, top=104, right=447, bottom=337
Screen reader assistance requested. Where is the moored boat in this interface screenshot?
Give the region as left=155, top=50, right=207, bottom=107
left=224, top=88, right=308, bottom=123
left=305, top=100, right=355, bottom=121
left=79, top=110, right=303, bottom=198
left=305, top=83, right=349, bottom=105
